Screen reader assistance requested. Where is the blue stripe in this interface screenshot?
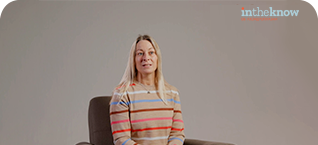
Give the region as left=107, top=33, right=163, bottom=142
left=130, top=99, right=163, bottom=104
left=122, top=138, right=131, bottom=145
left=110, top=99, right=180, bottom=106
left=168, top=137, right=184, bottom=143
left=110, top=101, right=128, bottom=105
left=167, top=99, right=180, bottom=104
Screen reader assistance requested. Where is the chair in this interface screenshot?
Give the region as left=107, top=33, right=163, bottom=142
left=76, top=96, right=234, bottom=145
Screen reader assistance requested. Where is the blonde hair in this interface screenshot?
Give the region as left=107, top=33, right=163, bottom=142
left=112, top=34, right=167, bottom=104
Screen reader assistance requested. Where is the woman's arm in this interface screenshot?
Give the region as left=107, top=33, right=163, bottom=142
left=110, top=93, right=138, bottom=145
left=168, top=92, right=185, bottom=145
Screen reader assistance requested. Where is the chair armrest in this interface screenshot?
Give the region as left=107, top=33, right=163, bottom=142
left=184, top=139, right=234, bottom=145
left=76, top=142, right=94, bottom=145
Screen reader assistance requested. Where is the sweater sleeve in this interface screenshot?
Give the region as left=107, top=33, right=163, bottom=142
left=168, top=91, right=185, bottom=145
left=110, top=92, right=138, bottom=145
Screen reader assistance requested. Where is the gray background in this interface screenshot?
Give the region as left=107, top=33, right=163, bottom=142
left=1, top=1, right=317, bottom=145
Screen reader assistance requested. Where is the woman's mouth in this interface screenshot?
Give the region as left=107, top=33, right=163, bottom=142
left=142, top=64, right=152, bottom=67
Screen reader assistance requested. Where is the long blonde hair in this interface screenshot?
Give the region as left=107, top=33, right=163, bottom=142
left=112, top=35, right=167, bottom=104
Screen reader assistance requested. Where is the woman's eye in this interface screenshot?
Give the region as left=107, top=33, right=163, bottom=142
left=137, top=52, right=143, bottom=56
left=150, top=51, right=155, bottom=55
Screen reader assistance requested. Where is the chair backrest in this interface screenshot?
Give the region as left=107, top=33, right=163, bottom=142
left=88, top=96, right=113, bottom=145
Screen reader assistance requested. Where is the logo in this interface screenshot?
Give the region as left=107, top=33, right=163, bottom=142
left=241, top=7, right=299, bottom=21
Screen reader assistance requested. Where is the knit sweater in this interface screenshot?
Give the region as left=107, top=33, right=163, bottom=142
left=110, top=80, right=185, bottom=145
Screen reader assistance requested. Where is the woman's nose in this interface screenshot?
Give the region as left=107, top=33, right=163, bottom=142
left=142, top=53, right=150, bottom=61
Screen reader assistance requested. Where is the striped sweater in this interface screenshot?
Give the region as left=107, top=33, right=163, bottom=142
left=110, top=81, right=185, bottom=145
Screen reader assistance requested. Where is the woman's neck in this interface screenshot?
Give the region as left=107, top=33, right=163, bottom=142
left=136, top=73, right=155, bottom=86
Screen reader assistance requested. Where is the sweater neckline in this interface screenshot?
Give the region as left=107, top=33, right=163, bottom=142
left=133, top=80, right=155, bottom=88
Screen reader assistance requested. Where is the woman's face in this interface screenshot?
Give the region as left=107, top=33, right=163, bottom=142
left=135, top=40, right=158, bottom=77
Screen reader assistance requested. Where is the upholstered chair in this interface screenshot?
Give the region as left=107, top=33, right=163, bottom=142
left=76, top=96, right=234, bottom=145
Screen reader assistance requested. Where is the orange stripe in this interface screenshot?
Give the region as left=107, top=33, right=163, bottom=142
left=115, top=83, right=135, bottom=90
left=171, top=128, right=184, bottom=131
left=131, top=108, right=173, bottom=113
left=112, top=129, right=131, bottom=134
left=110, top=110, right=129, bottom=115
left=132, top=126, right=172, bottom=132
left=174, top=110, right=182, bottom=113
left=115, top=85, right=123, bottom=90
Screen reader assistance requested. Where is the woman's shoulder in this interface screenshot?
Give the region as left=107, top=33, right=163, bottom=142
left=112, top=82, right=136, bottom=96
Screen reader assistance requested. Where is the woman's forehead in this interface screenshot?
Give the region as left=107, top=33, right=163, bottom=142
left=137, top=40, right=152, bottom=46
left=136, top=41, right=154, bottom=51
left=136, top=47, right=154, bottom=51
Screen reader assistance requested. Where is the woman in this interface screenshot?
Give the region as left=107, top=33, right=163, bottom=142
left=110, top=35, right=185, bottom=145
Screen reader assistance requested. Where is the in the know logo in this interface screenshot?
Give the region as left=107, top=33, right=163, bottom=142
left=241, top=7, right=299, bottom=17
left=241, top=7, right=299, bottom=21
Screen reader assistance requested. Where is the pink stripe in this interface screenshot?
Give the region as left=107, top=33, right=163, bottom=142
left=173, top=119, right=184, bottom=123
left=111, top=119, right=130, bottom=125
left=131, top=117, right=172, bottom=123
